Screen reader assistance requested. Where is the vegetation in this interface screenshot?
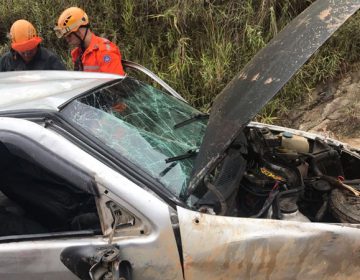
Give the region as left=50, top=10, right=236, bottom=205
left=0, top=0, right=359, bottom=122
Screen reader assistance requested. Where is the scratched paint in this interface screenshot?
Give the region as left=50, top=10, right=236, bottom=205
left=264, top=78, right=273, bottom=85
left=178, top=206, right=360, bottom=280
left=319, top=8, right=332, bottom=20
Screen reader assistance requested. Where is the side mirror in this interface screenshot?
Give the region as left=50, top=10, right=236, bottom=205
left=60, top=245, right=132, bottom=280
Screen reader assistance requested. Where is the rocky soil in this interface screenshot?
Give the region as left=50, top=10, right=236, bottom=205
left=282, top=65, right=360, bottom=149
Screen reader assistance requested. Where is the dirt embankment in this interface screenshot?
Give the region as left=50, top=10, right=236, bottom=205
left=283, top=66, right=360, bottom=149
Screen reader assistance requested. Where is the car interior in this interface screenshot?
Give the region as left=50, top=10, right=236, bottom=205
left=0, top=140, right=101, bottom=239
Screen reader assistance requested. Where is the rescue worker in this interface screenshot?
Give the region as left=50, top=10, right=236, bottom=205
left=54, top=7, right=125, bottom=75
left=0, top=19, right=66, bottom=71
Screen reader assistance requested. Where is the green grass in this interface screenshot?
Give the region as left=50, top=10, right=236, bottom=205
left=0, top=0, right=359, bottom=123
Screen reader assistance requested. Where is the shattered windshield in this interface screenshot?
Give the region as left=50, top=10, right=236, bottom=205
left=60, top=77, right=207, bottom=199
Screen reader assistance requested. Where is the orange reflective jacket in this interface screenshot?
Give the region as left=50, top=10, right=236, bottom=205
left=71, top=34, right=125, bottom=75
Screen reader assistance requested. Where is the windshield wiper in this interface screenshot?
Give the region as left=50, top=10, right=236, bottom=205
left=165, top=149, right=199, bottom=163
left=159, top=149, right=198, bottom=177
left=174, top=113, right=209, bottom=129
left=159, top=162, right=178, bottom=177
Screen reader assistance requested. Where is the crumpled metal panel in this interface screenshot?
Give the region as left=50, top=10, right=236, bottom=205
left=177, top=206, right=360, bottom=279
left=189, top=0, right=360, bottom=194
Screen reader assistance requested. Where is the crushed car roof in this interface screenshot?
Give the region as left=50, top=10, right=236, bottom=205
left=0, top=71, right=122, bottom=112
left=188, top=0, right=360, bottom=196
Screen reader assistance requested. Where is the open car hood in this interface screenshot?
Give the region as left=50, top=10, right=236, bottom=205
left=188, top=0, right=360, bottom=196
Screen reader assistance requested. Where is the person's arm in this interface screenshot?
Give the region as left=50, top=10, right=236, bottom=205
left=97, top=46, right=125, bottom=75
left=49, top=54, right=67, bottom=70
left=0, top=54, right=9, bottom=72
left=0, top=57, right=4, bottom=72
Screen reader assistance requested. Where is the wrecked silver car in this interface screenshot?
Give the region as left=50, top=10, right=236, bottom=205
left=0, top=0, right=359, bottom=279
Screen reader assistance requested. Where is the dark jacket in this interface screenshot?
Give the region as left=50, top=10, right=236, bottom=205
left=0, top=46, right=66, bottom=71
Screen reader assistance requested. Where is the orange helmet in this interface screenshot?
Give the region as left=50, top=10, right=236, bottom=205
left=10, top=19, right=42, bottom=52
left=54, top=7, right=89, bottom=38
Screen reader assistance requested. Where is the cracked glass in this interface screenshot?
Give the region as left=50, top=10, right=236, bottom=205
left=60, top=77, right=207, bottom=199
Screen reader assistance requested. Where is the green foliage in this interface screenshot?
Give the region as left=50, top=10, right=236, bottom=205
left=0, top=0, right=359, bottom=123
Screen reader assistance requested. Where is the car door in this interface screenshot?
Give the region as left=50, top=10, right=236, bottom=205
left=177, top=206, right=360, bottom=280
left=0, top=118, right=183, bottom=280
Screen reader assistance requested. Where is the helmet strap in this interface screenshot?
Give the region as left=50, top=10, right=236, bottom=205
left=73, top=26, right=89, bottom=71
left=75, top=25, right=90, bottom=52
left=74, top=55, right=83, bottom=71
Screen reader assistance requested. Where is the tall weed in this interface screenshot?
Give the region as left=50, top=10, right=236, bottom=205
left=0, top=0, right=358, bottom=123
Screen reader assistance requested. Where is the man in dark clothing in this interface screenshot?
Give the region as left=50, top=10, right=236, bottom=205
left=0, top=47, right=66, bottom=71
left=0, top=19, right=65, bottom=71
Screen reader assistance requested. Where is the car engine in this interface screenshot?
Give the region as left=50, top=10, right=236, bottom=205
left=196, top=126, right=360, bottom=224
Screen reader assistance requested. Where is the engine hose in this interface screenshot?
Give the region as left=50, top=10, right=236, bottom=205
left=272, top=187, right=304, bottom=219
left=302, top=150, right=340, bottom=176
left=204, top=176, right=227, bottom=216
left=263, top=161, right=302, bottom=187
left=314, top=194, right=328, bottom=222
left=251, top=189, right=280, bottom=218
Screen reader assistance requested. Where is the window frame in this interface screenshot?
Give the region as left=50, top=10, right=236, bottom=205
left=0, top=129, right=103, bottom=242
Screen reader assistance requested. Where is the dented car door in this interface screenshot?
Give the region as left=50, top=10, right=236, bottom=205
left=178, top=206, right=360, bottom=279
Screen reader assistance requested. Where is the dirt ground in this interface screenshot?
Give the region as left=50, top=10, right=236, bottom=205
left=281, top=65, right=360, bottom=149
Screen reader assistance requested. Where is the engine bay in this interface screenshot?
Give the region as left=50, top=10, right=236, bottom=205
left=195, top=125, right=360, bottom=224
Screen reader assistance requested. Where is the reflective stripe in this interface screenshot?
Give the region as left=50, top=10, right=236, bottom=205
left=84, top=65, right=100, bottom=70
